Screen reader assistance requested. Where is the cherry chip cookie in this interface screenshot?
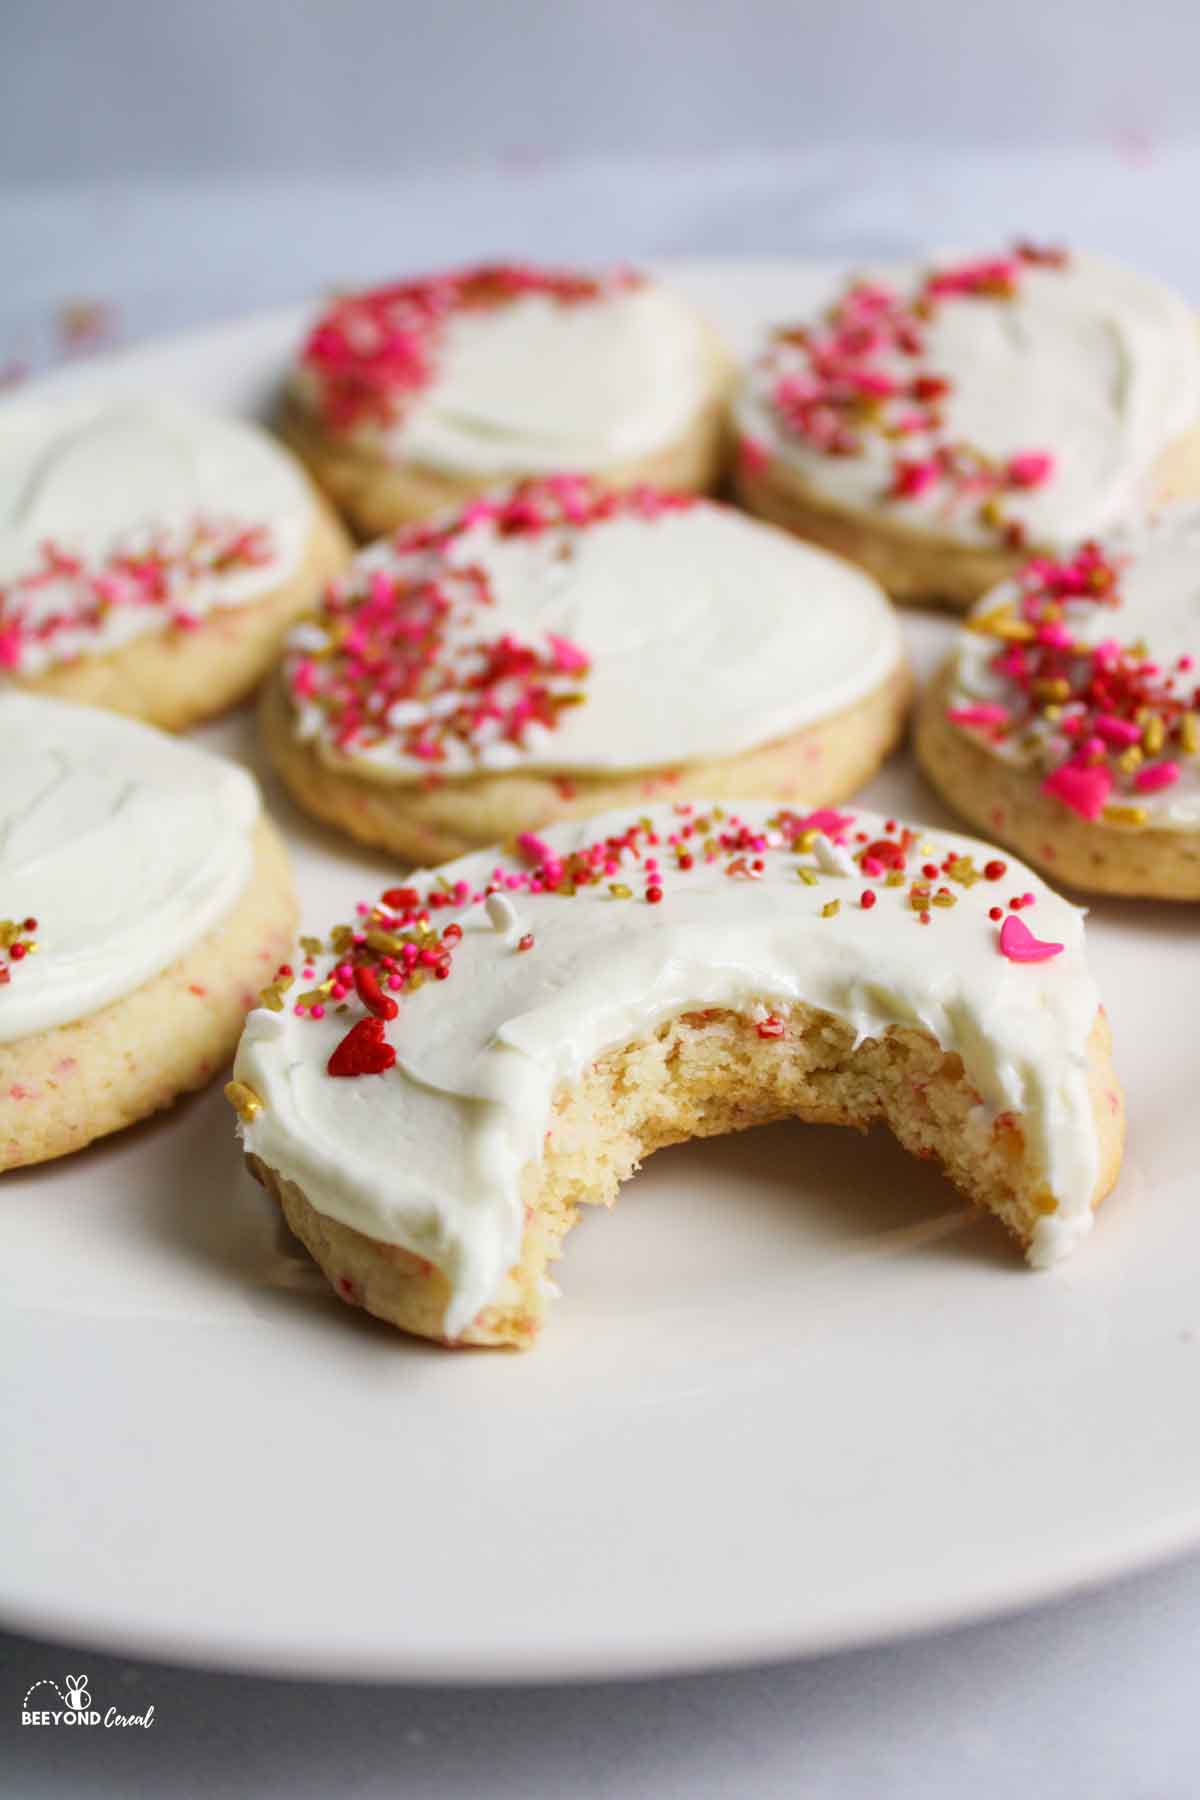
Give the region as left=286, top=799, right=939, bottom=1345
left=279, top=262, right=733, bottom=537
left=230, top=803, right=1122, bottom=1348
left=259, top=476, right=911, bottom=863
left=0, top=398, right=350, bottom=729
left=735, top=244, right=1200, bottom=608
left=1, top=694, right=297, bottom=1169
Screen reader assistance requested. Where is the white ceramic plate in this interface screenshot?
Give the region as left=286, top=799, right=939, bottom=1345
left=2, top=263, right=1199, bottom=1684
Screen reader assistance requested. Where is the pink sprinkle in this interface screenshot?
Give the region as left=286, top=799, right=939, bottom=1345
left=1094, top=715, right=1142, bottom=748
left=516, top=832, right=553, bottom=865
left=999, top=914, right=1064, bottom=963
left=1007, top=451, right=1055, bottom=489
left=947, top=703, right=1009, bottom=728
left=738, top=435, right=770, bottom=476
left=546, top=633, right=589, bottom=675
left=1134, top=761, right=1181, bottom=793
left=1043, top=762, right=1113, bottom=821
left=890, top=458, right=940, bottom=500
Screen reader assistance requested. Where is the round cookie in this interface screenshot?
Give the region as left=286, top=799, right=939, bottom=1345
left=734, top=244, right=1200, bottom=609
left=0, top=695, right=298, bottom=1170
left=279, top=262, right=733, bottom=537
left=917, top=506, right=1200, bottom=898
left=0, top=398, right=351, bottom=729
left=261, top=476, right=911, bottom=863
left=231, top=801, right=1123, bottom=1348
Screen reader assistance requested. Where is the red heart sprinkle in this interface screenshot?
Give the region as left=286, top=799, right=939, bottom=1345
left=999, top=914, right=1064, bottom=963
left=327, top=1017, right=396, bottom=1077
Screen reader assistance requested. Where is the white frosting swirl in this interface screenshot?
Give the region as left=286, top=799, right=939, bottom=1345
left=299, top=281, right=717, bottom=473
left=285, top=493, right=904, bottom=778
left=737, top=252, right=1200, bottom=548
left=0, top=399, right=313, bottom=674
left=947, top=504, right=1200, bottom=827
left=235, top=804, right=1103, bottom=1336
left=0, top=694, right=260, bottom=1042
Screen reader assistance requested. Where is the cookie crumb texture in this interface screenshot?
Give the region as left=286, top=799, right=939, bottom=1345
left=1, top=819, right=297, bottom=1169
left=259, top=999, right=1120, bottom=1349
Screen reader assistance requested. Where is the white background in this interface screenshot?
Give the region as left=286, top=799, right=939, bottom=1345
left=4, top=4, right=1200, bottom=1793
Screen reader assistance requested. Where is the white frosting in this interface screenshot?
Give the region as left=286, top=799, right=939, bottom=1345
left=0, top=694, right=260, bottom=1042
left=0, top=399, right=313, bottom=674
left=300, top=282, right=715, bottom=473
left=285, top=496, right=904, bottom=778
left=949, top=503, right=1200, bottom=826
left=235, top=804, right=1104, bottom=1336
left=737, top=253, right=1200, bottom=548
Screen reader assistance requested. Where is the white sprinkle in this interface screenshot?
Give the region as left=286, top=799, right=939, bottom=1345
left=486, top=893, right=519, bottom=936
left=812, top=833, right=856, bottom=877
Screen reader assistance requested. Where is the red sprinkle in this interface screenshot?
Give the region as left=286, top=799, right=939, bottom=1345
left=327, top=1017, right=396, bottom=1078
left=353, top=963, right=399, bottom=1021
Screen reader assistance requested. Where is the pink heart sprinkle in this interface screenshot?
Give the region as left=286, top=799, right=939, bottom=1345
left=1043, top=762, right=1113, bottom=821
left=999, top=914, right=1064, bottom=963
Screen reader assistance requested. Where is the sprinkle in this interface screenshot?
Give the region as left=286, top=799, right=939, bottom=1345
left=1102, top=803, right=1148, bottom=825
left=223, top=1080, right=263, bottom=1122
left=860, top=889, right=877, bottom=909
left=486, top=893, right=519, bottom=934
left=820, top=899, right=841, bottom=918
left=327, top=1017, right=396, bottom=1078
left=353, top=963, right=399, bottom=1020
left=517, top=933, right=535, bottom=952
left=756, top=1015, right=786, bottom=1039
left=947, top=703, right=1009, bottom=729
left=1042, top=762, right=1113, bottom=821
left=999, top=914, right=1063, bottom=963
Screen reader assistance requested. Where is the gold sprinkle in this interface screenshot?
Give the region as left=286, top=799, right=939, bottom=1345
left=224, top=1080, right=263, bottom=1123
left=885, top=870, right=906, bottom=888
left=977, top=497, right=1005, bottom=530
left=796, top=829, right=817, bottom=852
left=1102, top=803, right=1147, bottom=826
left=365, top=927, right=404, bottom=955
left=820, top=899, right=840, bottom=919
left=931, top=892, right=957, bottom=909
left=299, top=935, right=323, bottom=958
left=408, top=970, right=426, bottom=990
left=1180, top=713, right=1199, bottom=754
left=968, top=608, right=1034, bottom=643
left=296, top=984, right=332, bottom=1008
left=795, top=867, right=818, bottom=886
left=1033, top=677, right=1071, bottom=703
left=608, top=882, right=633, bottom=899
left=1118, top=745, right=1143, bottom=775
left=1142, top=715, right=1166, bottom=755
left=945, top=855, right=980, bottom=887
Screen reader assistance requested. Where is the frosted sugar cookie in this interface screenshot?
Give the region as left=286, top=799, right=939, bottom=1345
left=231, top=801, right=1122, bottom=1347
left=917, top=506, right=1200, bottom=896
left=1, top=695, right=297, bottom=1169
left=279, top=262, right=732, bottom=536
left=260, top=477, right=910, bottom=863
left=735, top=244, right=1200, bottom=608
left=0, top=398, right=350, bottom=728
